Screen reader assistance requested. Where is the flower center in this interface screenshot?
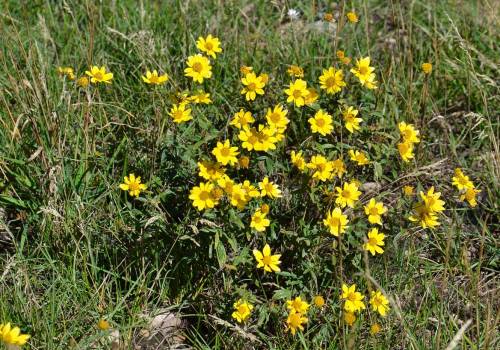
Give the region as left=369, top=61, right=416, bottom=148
left=347, top=293, right=357, bottom=302
left=205, top=42, right=213, bottom=50
left=94, top=72, right=104, bottom=80
left=192, top=62, right=203, bottom=72
left=326, top=77, right=336, bottom=87
left=370, top=207, right=379, bottom=215
left=220, top=147, right=230, bottom=157
left=270, top=113, right=281, bottom=123
left=342, top=190, right=351, bottom=198
left=128, top=182, right=140, bottom=191
left=262, top=255, right=272, bottom=265
left=253, top=216, right=262, bottom=224
left=368, top=237, right=378, bottom=246
left=293, top=89, right=302, bottom=98
left=247, top=82, right=256, bottom=91
left=358, top=66, right=368, bottom=75
left=316, top=118, right=325, bottom=127
left=199, top=191, right=210, bottom=201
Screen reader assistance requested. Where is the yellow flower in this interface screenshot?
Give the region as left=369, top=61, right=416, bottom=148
left=287, top=65, right=304, bottom=78
left=259, top=177, right=282, bottom=198
left=119, top=174, right=147, bottom=197
left=184, top=54, right=212, bottom=83
left=403, top=185, right=414, bottom=196
left=286, top=310, right=308, bottom=335
left=370, top=291, right=390, bottom=316
left=230, top=109, right=255, bottom=129
left=460, top=186, right=480, bottom=207
left=350, top=57, right=377, bottom=89
left=231, top=299, right=253, bottom=323
left=309, top=110, right=333, bottom=136
left=242, top=180, right=260, bottom=198
left=284, top=79, right=308, bottom=107
left=253, top=243, right=281, bottom=272
left=189, top=182, right=219, bottom=210
left=97, top=319, right=110, bottom=330
left=196, top=34, right=222, bottom=58
left=335, top=182, right=361, bottom=208
left=304, top=87, right=319, bottom=105
left=259, top=73, right=269, bottom=84
left=197, top=161, right=226, bottom=181
left=398, top=141, right=415, bottom=162
left=452, top=168, right=474, bottom=191
left=168, top=103, right=192, bottom=124
left=241, top=72, right=265, bottom=101
left=343, top=106, right=362, bottom=133
left=238, top=156, right=250, bottom=169
left=290, top=150, right=306, bottom=171
left=255, top=125, right=279, bottom=152
left=307, top=155, right=333, bottom=181
left=409, top=202, right=441, bottom=229
left=336, top=50, right=345, bottom=59
left=344, top=312, right=356, bottom=326
left=323, top=207, right=349, bottom=236
left=217, top=175, right=235, bottom=195
left=364, top=198, right=387, bottom=225
left=364, top=228, right=385, bottom=255
left=370, top=323, right=382, bottom=335
left=342, top=57, right=352, bottom=65
left=341, top=283, right=366, bottom=313
left=57, top=66, right=75, bottom=80
left=260, top=203, right=270, bottom=214
left=0, top=323, right=30, bottom=346
left=323, top=13, right=334, bottom=22
left=85, top=66, right=113, bottom=84
left=76, top=76, right=89, bottom=88
left=240, top=65, right=253, bottom=75
left=420, top=186, right=445, bottom=213
left=189, top=90, right=212, bottom=104
left=265, top=105, right=289, bottom=130
left=238, top=126, right=260, bottom=152
left=251, top=209, right=270, bottom=232
left=349, top=150, right=370, bottom=166
left=346, top=11, right=358, bottom=23
left=142, top=70, right=169, bottom=85
left=399, top=122, right=420, bottom=144
left=212, top=140, right=239, bottom=166
left=229, top=183, right=250, bottom=209
left=287, top=297, right=310, bottom=314
left=319, top=67, right=346, bottom=94
left=330, top=158, right=347, bottom=178
left=314, top=295, right=325, bottom=308
left=422, top=62, right=432, bottom=74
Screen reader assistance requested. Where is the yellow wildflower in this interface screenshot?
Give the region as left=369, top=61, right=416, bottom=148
left=184, top=54, right=212, bottom=83
left=119, top=174, right=147, bottom=197
left=232, top=299, right=253, bottom=323
left=196, top=34, right=222, bottom=58
left=85, top=66, right=113, bottom=84
left=142, top=70, right=169, bottom=85
left=253, top=244, right=281, bottom=272
left=364, top=228, right=385, bottom=256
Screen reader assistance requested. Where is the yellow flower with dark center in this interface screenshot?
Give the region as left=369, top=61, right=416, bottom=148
left=265, top=105, right=289, bottom=130
left=409, top=202, right=440, bottom=229
left=346, top=11, right=359, bottom=23
left=304, top=87, right=319, bottom=105
left=251, top=209, right=270, bottom=232
left=341, top=283, right=366, bottom=313
left=335, top=181, right=361, bottom=208
left=212, top=140, right=239, bottom=166
left=240, top=65, right=253, bottom=75
left=399, top=122, right=420, bottom=144
left=254, top=125, right=278, bottom=152
left=460, top=186, right=480, bottom=207
left=196, top=34, right=222, bottom=58
left=330, top=158, right=346, bottom=178
left=286, top=310, right=308, bottom=335
left=229, top=183, right=249, bottom=209
left=319, top=67, right=346, bottom=94
left=259, top=177, right=282, bottom=198
left=314, top=295, right=325, bottom=308
left=184, top=54, right=212, bottom=83
left=168, top=103, right=192, bottom=124
left=231, top=109, right=255, bottom=129
left=57, top=66, right=75, bottom=80
left=241, top=72, right=265, bottom=101
left=309, top=110, right=333, bottom=136
left=349, top=150, right=370, bottom=166
left=238, top=156, right=250, bottom=169
left=370, top=291, right=390, bottom=316
left=253, top=244, right=281, bottom=272
left=189, top=91, right=212, bottom=104
left=76, top=76, right=89, bottom=88
left=364, top=198, right=387, bottom=225
left=342, top=106, right=362, bottom=133
left=398, top=141, right=414, bottom=162
left=287, top=65, right=304, bottom=78
left=403, top=185, right=414, bottom=196
left=364, top=228, right=385, bottom=255
left=85, top=66, right=113, bottom=84
left=238, top=126, right=260, bottom=151
left=231, top=299, right=253, bottom=323
left=452, top=168, right=474, bottom=190
left=97, top=319, right=110, bottom=330
left=0, top=323, right=30, bottom=346
left=189, top=182, right=219, bottom=210
left=350, top=57, right=377, bottom=89
left=422, top=62, right=432, bottom=74
left=217, top=175, right=235, bottom=195
left=197, top=161, right=226, bottom=181
left=323, top=207, right=349, bottom=236
left=142, top=70, right=169, bottom=85
left=307, top=155, right=333, bottom=181
left=344, top=312, right=356, bottom=326
left=420, top=187, right=445, bottom=213
left=119, top=174, right=147, bottom=197
left=284, top=79, right=308, bottom=107
left=287, top=297, right=310, bottom=314
left=290, top=150, right=306, bottom=171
